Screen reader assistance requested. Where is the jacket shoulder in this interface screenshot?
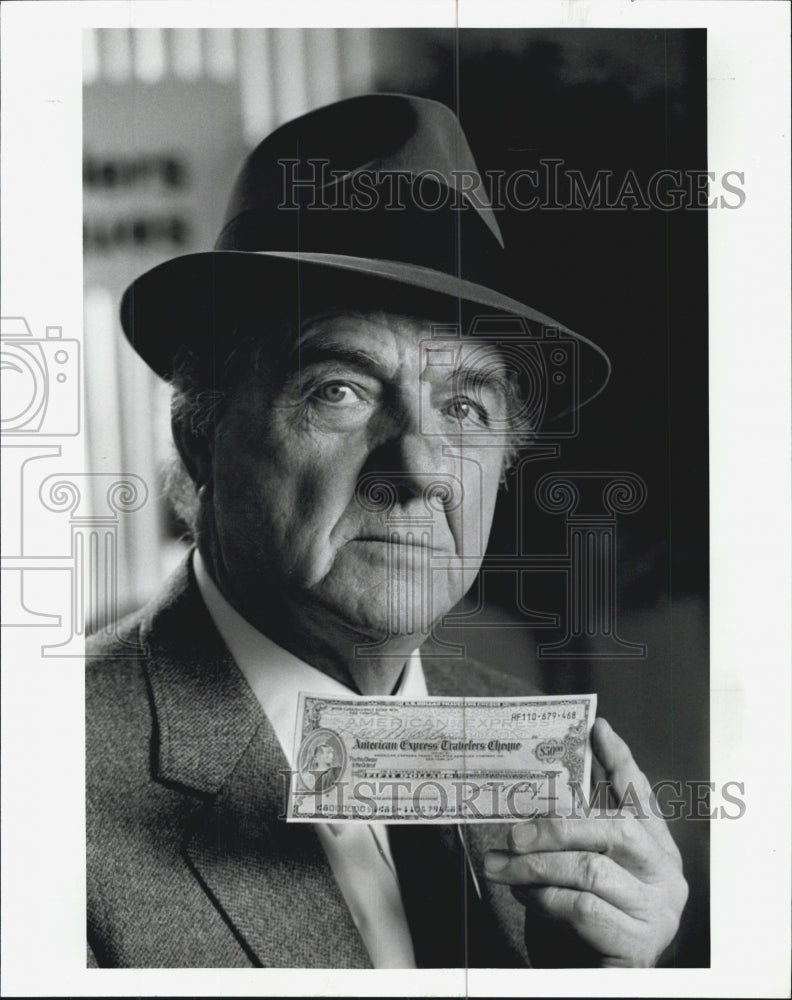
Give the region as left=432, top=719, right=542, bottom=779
left=86, top=603, right=148, bottom=707
left=86, top=605, right=145, bottom=659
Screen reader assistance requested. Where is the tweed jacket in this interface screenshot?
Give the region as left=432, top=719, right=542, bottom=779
left=86, top=557, right=536, bottom=968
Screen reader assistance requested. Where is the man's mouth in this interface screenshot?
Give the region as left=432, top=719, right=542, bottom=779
left=350, top=535, right=454, bottom=554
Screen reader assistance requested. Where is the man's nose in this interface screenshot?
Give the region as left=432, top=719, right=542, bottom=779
left=358, top=405, right=460, bottom=509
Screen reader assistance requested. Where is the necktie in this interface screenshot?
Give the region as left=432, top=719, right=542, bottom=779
left=387, top=823, right=517, bottom=968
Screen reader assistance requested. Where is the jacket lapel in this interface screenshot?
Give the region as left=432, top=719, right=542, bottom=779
left=183, top=717, right=371, bottom=968
left=139, top=557, right=527, bottom=967
left=140, top=558, right=371, bottom=968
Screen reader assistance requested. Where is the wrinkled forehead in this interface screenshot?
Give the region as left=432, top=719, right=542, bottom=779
left=289, top=309, right=510, bottom=374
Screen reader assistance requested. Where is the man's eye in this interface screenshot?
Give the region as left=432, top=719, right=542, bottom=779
left=312, top=381, right=360, bottom=406
left=442, top=397, right=488, bottom=426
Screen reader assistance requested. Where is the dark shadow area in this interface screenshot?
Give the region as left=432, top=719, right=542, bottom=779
left=390, top=29, right=710, bottom=967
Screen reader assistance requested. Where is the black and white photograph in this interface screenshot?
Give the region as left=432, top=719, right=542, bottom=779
left=1, top=2, right=789, bottom=997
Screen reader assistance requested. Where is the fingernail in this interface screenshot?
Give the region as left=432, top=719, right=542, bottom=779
left=484, top=852, right=509, bottom=874
left=512, top=823, right=537, bottom=849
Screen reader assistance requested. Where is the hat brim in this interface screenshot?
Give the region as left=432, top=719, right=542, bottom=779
left=120, top=249, right=610, bottom=420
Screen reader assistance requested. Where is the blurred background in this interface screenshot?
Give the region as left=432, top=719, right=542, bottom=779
left=83, top=27, right=709, bottom=966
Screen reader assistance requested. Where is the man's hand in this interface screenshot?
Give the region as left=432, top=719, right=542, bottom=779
left=483, top=717, right=689, bottom=968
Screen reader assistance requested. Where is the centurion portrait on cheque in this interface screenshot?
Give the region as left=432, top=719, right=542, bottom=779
left=87, top=90, right=689, bottom=970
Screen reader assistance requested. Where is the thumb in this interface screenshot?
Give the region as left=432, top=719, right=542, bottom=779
left=592, top=717, right=676, bottom=848
left=591, top=717, right=650, bottom=805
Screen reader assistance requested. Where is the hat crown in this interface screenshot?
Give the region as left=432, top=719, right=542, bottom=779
left=120, top=92, right=611, bottom=415
left=216, top=93, right=503, bottom=253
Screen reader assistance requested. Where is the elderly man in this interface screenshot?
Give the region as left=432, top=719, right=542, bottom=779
left=86, top=94, right=687, bottom=969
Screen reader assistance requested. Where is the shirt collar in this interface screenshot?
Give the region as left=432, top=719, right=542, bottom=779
left=193, top=550, right=427, bottom=767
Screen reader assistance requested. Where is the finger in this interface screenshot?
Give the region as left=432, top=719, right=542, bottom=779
left=589, top=753, right=615, bottom=812
left=592, top=717, right=678, bottom=851
left=503, top=813, right=659, bottom=877
left=484, top=848, right=648, bottom=914
left=518, top=885, right=640, bottom=962
left=590, top=751, right=608, bottom=792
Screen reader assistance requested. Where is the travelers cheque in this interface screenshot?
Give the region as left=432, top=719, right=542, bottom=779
left=287, top=693, right=597, bottom=823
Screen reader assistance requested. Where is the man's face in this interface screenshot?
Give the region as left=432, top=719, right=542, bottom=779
left=207, top=311, right=512, bottom=643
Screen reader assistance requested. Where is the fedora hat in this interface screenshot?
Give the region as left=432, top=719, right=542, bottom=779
left=120, top=93, right=610, bottom=420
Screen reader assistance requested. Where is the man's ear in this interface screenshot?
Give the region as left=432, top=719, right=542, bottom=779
left=171, top=415, right=214, bottom=491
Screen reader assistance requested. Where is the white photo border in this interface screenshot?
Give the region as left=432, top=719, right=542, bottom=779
left=1, top=1, right=789, bottom=996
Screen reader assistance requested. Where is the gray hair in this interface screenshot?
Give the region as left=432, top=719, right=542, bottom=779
left=165, top=338, right=251, bottom=539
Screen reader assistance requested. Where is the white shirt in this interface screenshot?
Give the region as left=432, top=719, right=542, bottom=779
left=193, top=550, right=421, bottom=968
